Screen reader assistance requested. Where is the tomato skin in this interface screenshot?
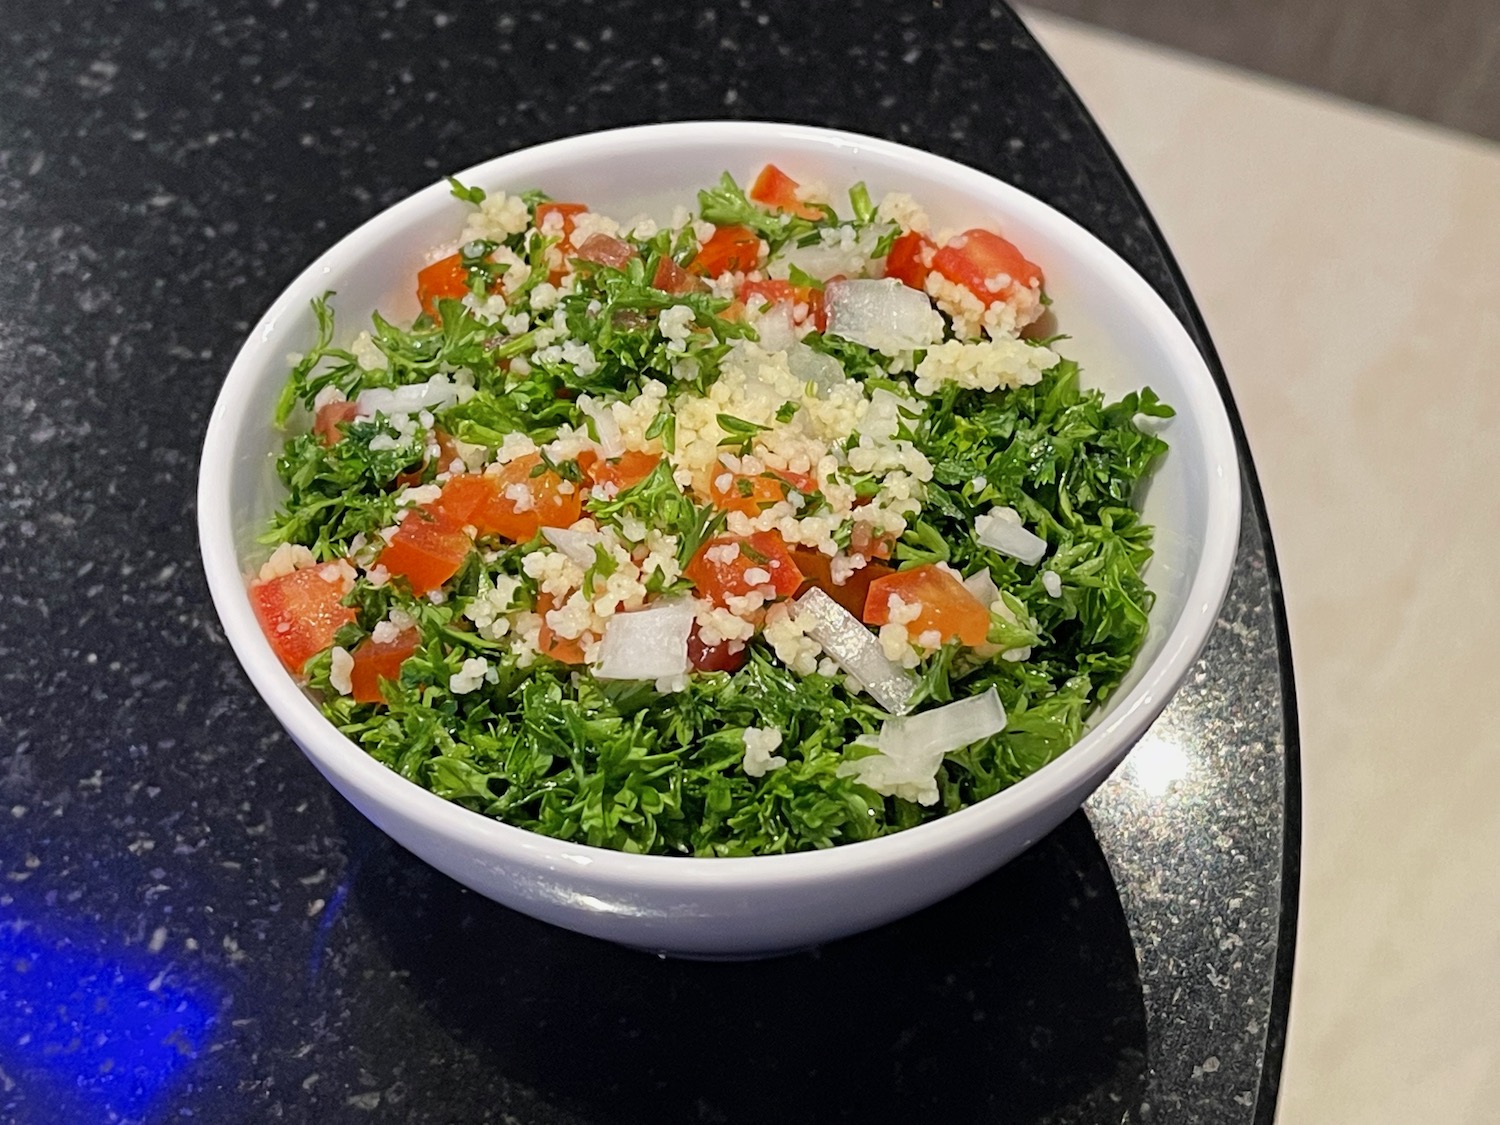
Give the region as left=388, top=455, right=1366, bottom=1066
left=578, top=450, right=660, bottom=492
left=652, top=256, right=708, bottom=295
left=471, top=454, right=581, bottom=543
left=749, top=164, right=823, bottom=220
left=863, top=564, right=991, bottom=648
left=417, top=253, right=472, bottom=319
left=791, top=549, right=894, bottom=618
left=687, top=623, right=747, bottom=673
left=377, top=508, right=472, bottom=596
left=883, top=230, right=937, bottom=291
left=573, top=232, right=636, bottom=269
left=738, top=278, right=826, bottom=331
left=313, top=400, right=361, bottom=446
left=689, top=225, right=761, bottom=277
left=350, top=627, right=420, bottom=704
left=251, top=565, right=356, bottom=674
left=684, top=531, right=803, bottom=607
left=930, top=229, right=1043, bottom=306
left=708, top=468, right=817, bottom=517
left=535, top=592, right=587, bottom=665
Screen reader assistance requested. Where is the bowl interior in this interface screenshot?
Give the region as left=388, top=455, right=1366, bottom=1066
left=203, top=121, right=1238, bottom=878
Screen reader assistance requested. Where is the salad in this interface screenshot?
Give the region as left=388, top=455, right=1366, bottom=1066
left=251, top=163, right=1172, bottom=856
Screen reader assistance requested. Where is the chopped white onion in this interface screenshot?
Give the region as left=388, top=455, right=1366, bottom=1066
left=593, top=599, right=694, bottom=680
left=974, top=507, right=1048, bottom=565
left=541, top=526, right=605, bottom=566
left=795, top=587, right=917, bottom=715
left=767, top=226, right=884, bottom=281
left=786, top=343, right=846, bottom=396
left=961, top=567, right=999, bottom=610
left=357, top=373, right=473, bottom=417
left=825, top=278, right=945, bottom=356
left=577, top=395, right=624, bottom=457
left=836, top=687, right=1008, bottom=805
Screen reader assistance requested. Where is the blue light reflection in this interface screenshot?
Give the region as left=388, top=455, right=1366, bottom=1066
left=0, top=921, right=213, bottom=1122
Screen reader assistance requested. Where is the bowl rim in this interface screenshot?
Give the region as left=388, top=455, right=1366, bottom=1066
left=198, top=119, right=1241, bottom=888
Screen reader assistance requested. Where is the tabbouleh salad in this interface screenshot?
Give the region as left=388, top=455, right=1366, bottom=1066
left=250, top=162, right=1172, bottom=856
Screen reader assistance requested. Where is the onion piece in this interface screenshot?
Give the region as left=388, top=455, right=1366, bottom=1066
left=357, top=373, right=474, bottom=417
left=593, top=599, right=694, bottom=680
left=786, top=343, right=846, bottom=396
left=541, top=526, right=604, bottom=566
left=961, top=567, right=999, bottom=610
left=836, top=687, right=1008, bottom=805
left=767, top=225, right=885, bottom=281
left=974, top=506, right=1048, bottom=565
left=795, top=587, right=917, bottom=715
left=577, top=395, right=624, bottom=457
left=825, top=278, right=945, bottom=356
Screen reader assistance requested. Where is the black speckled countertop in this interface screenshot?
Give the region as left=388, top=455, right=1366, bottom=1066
left=0, top=2, right=1298, bottom=1122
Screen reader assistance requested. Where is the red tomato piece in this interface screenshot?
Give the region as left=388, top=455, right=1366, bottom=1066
left=573, top=232, right=637, bottom=269
left=738, top=278, right=826, bottom=331
left=748, top=164, right=824, bottom=220
left=313, top=400, right=361, bottom=446
left=689, top=224, right=761, bottom=277
left=652, top=256, right=708, bottom=295
left=684, top=531, right=803, bottom=607
left=378, top=508, right=472, bottom=596
left=687, top=622, right=748, bottom=673
left=578, top=450, right=660, bottom=492
left=930, top=229, right=1043, bottom=306
left=791, top=549, right=894, bottom=619
left=708, top=468, right=817, bottom=517
left=850, top=520, right=895, bottom=561
left=535, top=592, right=587, bottom=665
left=863, top=564, right=991, bottom=648
left=349, top=627, right=420, bottom=705
left=471, top=454, right=581, bottom=543
left=883, top=230, right=937, bottom=292
left=251, top=565, right=356, bottom=675
left=428, top=472, right=492, bottom=528
left=417, top=252, right=472, bottom=319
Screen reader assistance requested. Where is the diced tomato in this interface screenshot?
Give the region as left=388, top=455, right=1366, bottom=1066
left=687, top=622, right=748, bottom=674
left=684, top=531, right=803, bottom=607
left=578, top=450, right=660, bottom=492
left=470, top=454, right=581, bottom=543
left=417, top=252, right=472, bottom=319
left=428, top=472, right=492, bottom=528
left=748, top=164, right=824, bottom=220
left=378, top=508, right=473, bottom=596
left=535, top=202, right=587, bottom=245
left=251, top=565, right=356, bottom=675
left=535, top=592, right=587, bottom=665
left=652, top=255, right=708, bottom=295
left=573, top=232, right=637, bottom=269
left=863, top=564, right=991, bottom=648
left=689, top=224, right=761, bottom=277
left=930, top=229, right=1043, bottom=306
left=349, top=627, right=420, bottom=705
left=313, top=400, right=361, bottom=446
left=791, top=549, right=895, bottom=618
left=738, top=278, right=826, bottom=332
left=708, top=468, right=818, bottom=517
left=883, top=230, right=937, bottom=292
left=850, top=520, right=895, bottom=560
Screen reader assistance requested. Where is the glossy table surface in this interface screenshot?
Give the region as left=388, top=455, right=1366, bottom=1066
left=0, top=2, right=1297, bottom=1122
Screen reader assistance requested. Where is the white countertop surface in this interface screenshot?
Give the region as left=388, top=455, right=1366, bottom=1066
left=1023, top=10, right=1500, bottom=1123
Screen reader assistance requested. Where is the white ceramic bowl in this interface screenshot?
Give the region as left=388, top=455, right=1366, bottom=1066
left=199, top=121, right=1240, bottom=957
